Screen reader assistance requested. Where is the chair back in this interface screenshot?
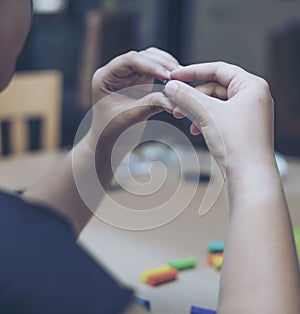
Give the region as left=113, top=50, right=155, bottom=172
left=0, top=70, right=62, bottom=155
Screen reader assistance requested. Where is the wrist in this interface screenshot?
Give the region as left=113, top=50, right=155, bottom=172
left=225, top=147, right=277, bottom=182
left=225, top=150, right=283, bottom=210
left=77, top=133, right=114, bottom=190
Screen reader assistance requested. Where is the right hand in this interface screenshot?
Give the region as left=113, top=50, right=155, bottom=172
left=164, top=62, right=275, bottom=176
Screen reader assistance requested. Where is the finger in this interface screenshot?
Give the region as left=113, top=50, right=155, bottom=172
left=99, top=72, right=143, bottom=92
left=105, top=51, right=170, bottom=81
left=173, top=106, right=189, bottom=119
left=164, top=80, right=219, bottom=126
left=127, top=92, right=175, bottom=121
left=145, top=47, right=180, bottom=66
left=195, top=82, right=228, bottom=100
left=140, top=50, right=179, bottom=72
left=171, top=61, right=246, bottom=88
left=190, top=122, right=202, bottom=136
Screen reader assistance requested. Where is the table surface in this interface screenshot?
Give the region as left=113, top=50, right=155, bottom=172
left=0, top=150, right=66, bottom=191
left=1, top=149, right=300, bottom=313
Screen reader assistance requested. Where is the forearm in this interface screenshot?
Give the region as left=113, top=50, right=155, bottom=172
left=22, top=137, right=112, bottom=236
left=218, top=153, right=300, bottom=313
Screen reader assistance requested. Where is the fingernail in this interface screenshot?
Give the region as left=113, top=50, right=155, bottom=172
left=165, top=82, right=178, bottom=97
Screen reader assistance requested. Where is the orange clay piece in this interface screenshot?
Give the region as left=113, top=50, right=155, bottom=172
left=147, top=268, right=178, bottom=286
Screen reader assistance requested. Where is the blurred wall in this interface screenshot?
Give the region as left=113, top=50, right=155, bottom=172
left=180, top=0, right=300, bottom=156
left=183, top=0, right=300, bottom=75
left=16, top=0, right=300, bottom=156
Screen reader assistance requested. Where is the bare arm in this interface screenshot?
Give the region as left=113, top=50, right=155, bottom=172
left=22, top=48, right=176, bottom=236
left=220, top=146, right=300, bottom=313
left=165, top=62, right=300, bottom=314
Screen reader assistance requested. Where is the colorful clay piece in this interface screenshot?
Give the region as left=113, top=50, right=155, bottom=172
left=212, top=255, right=223, bottom=270
left=294, top=228, right=300, bottom=266
left=206, top=253, right=223, bottom=266
left=146, top=268, right=178, bottom=286
left=140, top=265, right=171, bottom=283
left=133, top=296, right=151, bottom=311
left=191, top=305, right=216, bottom=314
left=167, top=257, right=196, bottom=270
left=207, top=242, right=225, bottom=253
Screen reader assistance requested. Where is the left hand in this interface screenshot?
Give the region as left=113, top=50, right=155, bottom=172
left=85, top=48, right=179, bottom=180
left=92, top=47, right=179, bottom=101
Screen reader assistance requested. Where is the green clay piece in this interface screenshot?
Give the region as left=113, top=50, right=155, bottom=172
left=168, top=257, right=196, bottom=270
left=294, top=228, right=300, bottom=266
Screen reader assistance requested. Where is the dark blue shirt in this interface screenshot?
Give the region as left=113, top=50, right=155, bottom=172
left=0, top=192, right=132, bottom=314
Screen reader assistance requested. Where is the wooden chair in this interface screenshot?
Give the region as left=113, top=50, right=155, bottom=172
left=77, top=10, right=136, bottom=110
left=0, top=70, right=63, bottom=156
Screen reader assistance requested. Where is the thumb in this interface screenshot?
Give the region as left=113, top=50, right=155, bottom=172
left=164, top=80, right=215, bottom=127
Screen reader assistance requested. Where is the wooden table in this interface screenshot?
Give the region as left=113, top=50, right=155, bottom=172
left=0, top=150, right=66, bottom=191
left=79, top=151, right=300, bottom=314
left=0, top=149, right=299, bottom=313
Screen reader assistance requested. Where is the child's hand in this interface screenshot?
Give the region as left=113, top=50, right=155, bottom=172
left=165, top=62, right=274, bottom=176
left=92, top=47, right=179, bottom=102
left=85, top=48, right=178, bottom=175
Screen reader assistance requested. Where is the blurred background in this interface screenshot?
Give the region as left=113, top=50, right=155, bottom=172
left=4, top=0, right=300, bottom=156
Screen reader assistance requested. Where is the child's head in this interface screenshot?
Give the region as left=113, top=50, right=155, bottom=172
left=0, top=0, right=32, bottom=91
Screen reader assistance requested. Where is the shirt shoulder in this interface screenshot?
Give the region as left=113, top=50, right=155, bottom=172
left=0, top=192, right=133, bottom=314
